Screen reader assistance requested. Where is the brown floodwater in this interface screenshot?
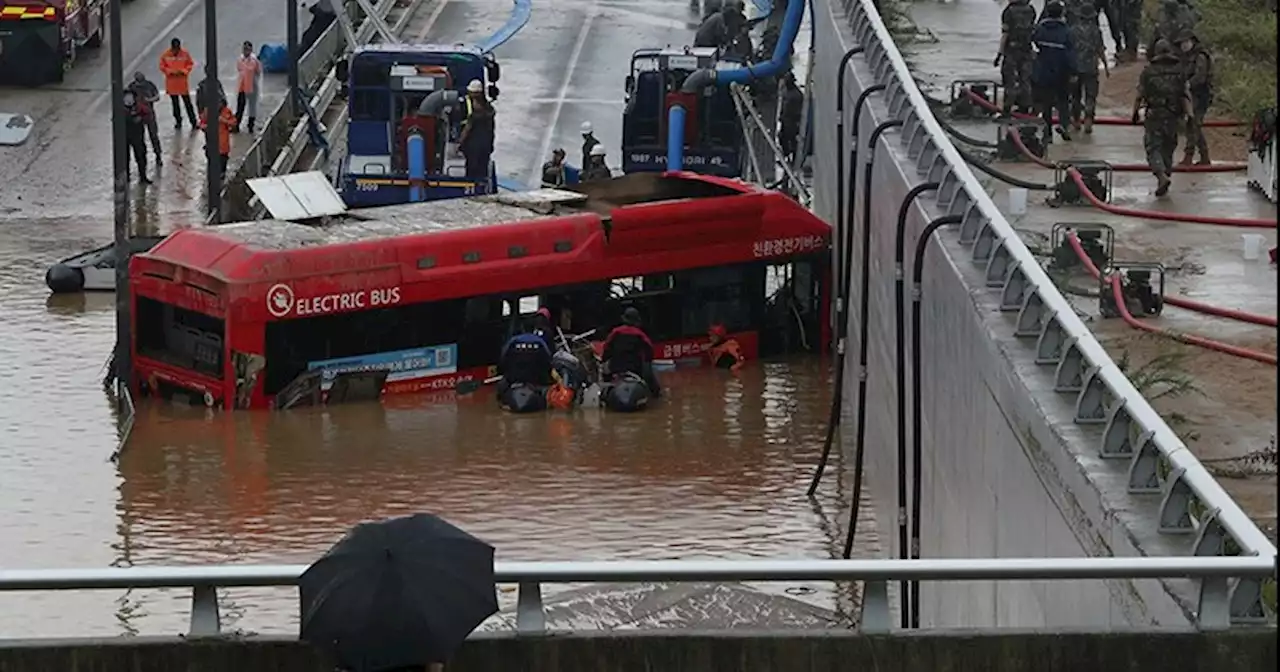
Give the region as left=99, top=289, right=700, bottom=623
left=0, top=0, right=867, bottom=638
left=3, top=267, right=874, bottom=637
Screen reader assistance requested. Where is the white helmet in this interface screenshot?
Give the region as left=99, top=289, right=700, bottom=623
left=580, top=121, right=593, bottom=134
left=466, top=79, right=483, bottom=93
left=590, top=144, right=607, bottom=157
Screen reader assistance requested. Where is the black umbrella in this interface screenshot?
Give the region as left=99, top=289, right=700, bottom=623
left=299, top=513, right=498, bottom=672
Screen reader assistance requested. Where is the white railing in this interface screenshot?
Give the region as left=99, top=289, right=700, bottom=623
left=832, top=0, right=1276, bottom=567
left=0, top=557, right=1271, bottom=636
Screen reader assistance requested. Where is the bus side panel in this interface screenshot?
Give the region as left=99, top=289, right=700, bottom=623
left=227, top=315, right=268, bottom=410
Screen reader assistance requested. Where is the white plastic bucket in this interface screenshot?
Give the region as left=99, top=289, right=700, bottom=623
left=1242, top=234, right=1264, bottom=261
left=1007, top=187, right=1028, bottom=215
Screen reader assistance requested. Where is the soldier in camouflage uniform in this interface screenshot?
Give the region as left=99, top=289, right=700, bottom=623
left=1112, top=0, right=1142, bottom=61
left=994, top=0, right=1038, bottom=116
left=1177, top=29, right=1214, bottom=164
left=1132, top=39, right=1191, bottom=196
left=1068, top=1, right=1108, bottom=133
left=1151, top=0, right=1198, bottom=52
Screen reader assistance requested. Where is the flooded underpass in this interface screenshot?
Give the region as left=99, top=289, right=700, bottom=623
left=0, top=0, right=873, bottom=638
left=1, top=294, right=870, bottom=636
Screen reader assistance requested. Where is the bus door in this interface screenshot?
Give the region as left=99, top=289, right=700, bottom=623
left=760, top=256, right=824, bottom=357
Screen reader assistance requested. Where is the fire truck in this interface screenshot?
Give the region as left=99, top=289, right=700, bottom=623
left=0, top=0, right=107, bottom=85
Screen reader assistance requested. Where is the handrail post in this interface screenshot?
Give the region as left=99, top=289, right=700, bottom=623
left=189, top=584, right=221, bottom=636
left=860, top=579, right=890, bottom=633
left=515, top=580, right=545, bottom=633
left=1196, top=575, right=1231, bottom=630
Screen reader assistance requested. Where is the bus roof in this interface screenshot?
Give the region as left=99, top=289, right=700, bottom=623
left=135, top=173, right=826, bottom=287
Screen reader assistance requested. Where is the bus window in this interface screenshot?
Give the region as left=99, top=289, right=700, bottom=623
left=760, top=261, right=818, bottom=356
left=136, top=296, right=225, bottom=379
left=262, top=299, right=470, bottom=395
left=678, top=264, right=756, bottom=338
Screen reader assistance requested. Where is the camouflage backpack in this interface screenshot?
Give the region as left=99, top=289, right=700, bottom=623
left=1003, top=1, right=1038, bottom=51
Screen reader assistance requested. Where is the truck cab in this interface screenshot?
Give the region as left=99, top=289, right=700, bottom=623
left=340, top=44, right=502, bottom=208
left=620, top=46, right=744, bottom=178
left=0, top=0, right=106, bottom=85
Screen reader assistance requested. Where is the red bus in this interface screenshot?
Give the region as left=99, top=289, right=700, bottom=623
left=128, top=172, right=832, bottom=410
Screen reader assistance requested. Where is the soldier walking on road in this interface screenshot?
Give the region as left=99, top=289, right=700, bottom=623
left=1067, top=0, right=1108, bottom=133
left=994, top=0, right=1038, bottom=117
left=1111, top=0, right=1141, bottom=62
left=1031, top=2, right=1076, bottom=142
left=1151, top=0, right=1198, bottom=52
left=1177, top=29, right=1214, bottom=165
left=1132, top=39, right=1191, bottom=196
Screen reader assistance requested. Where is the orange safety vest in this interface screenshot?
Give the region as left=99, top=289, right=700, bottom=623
left=200, top=106, right=236, bottom=155
left=158, top=48, right=195, bottom=96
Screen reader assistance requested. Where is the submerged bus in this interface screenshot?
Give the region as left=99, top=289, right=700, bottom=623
left=621, top=47, right=745, bottom=177
left=128, top=172, right=830, bottom=410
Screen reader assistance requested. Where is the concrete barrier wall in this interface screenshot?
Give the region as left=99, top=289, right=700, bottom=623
left=0, top=631, right=1273, bottom=671
left=809, top=0, right=1198, bottom=627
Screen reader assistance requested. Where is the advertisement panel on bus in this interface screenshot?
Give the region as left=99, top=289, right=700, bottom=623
left=309, top=344, right=461, bottom=393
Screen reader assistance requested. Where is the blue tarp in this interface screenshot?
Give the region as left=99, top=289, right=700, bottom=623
left=259, top=44, right=290, bottom=74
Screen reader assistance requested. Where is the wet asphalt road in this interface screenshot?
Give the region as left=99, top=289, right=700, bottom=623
left=0, top=0, right=312, bottom=225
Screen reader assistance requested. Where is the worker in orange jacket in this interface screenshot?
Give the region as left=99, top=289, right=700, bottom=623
left=159, top=38, right=198, bottom=129
left=199, top=100, right=236, bottom=179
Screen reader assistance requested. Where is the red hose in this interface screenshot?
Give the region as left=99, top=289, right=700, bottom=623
left=1065, top=168, right=1277, bottom=228
left=961, top=88, right=1243, bottom=128
left=1066, top=232, right=1277, bottom=327
left=1003, top=124, right=1246, bottom=173
left=1106, top=275, right=1276, bottom=365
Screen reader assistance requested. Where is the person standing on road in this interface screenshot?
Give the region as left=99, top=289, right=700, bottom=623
left=159, top=38, right=198, bottom=130
left=122, top=91, right=152, bottom=184
left=1111, top=0, right=1141, bottom=62
left=128, top=71, right=164, bottom=164
left=1031, top=1, right=1077, bottom=142
left=580, top=121, right=601, bottom=170
left=235, top=41, right=263, bottom=134
left=778, top=73, right=804, bottom=165
left=199, top=98, right=237, bottom=180
left=542, top=148, right=568, bottom=187
left=196, top=75, right=227, bottom=120
left=994, top=0, right=1038, bottom=117
left=1067, top=1, right=1107, bottom=134
left=458, top=80, right=495, bottom=182
left=1177, top=29, right=1214, bottom=165
left=581, top=144, right=613, bottom=181
left=1132, top=39, right=1191, bottom=196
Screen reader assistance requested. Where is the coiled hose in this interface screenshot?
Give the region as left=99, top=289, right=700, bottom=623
left=955, top=144, right=1053, bottom=190
left=1065, top=233, right=1277, bottom=364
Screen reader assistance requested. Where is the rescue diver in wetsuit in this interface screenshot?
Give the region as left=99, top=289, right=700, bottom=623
left=497, top=325, right=554, bottom=396
left=601, top=307, right=662, bottom=397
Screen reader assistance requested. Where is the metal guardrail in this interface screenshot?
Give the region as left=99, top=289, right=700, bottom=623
left=0, top=556, right=1270, bottom=636
left=730, top=83, right=810, bottom=205
left=833, top=0, right=1276, bottom=572
left=215, top=0, right=407, bottom=222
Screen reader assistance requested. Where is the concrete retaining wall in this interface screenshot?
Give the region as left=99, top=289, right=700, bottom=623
left=809, top=0, right=1194, bottom=627
left=0, top=630, right=1272, bottom=671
